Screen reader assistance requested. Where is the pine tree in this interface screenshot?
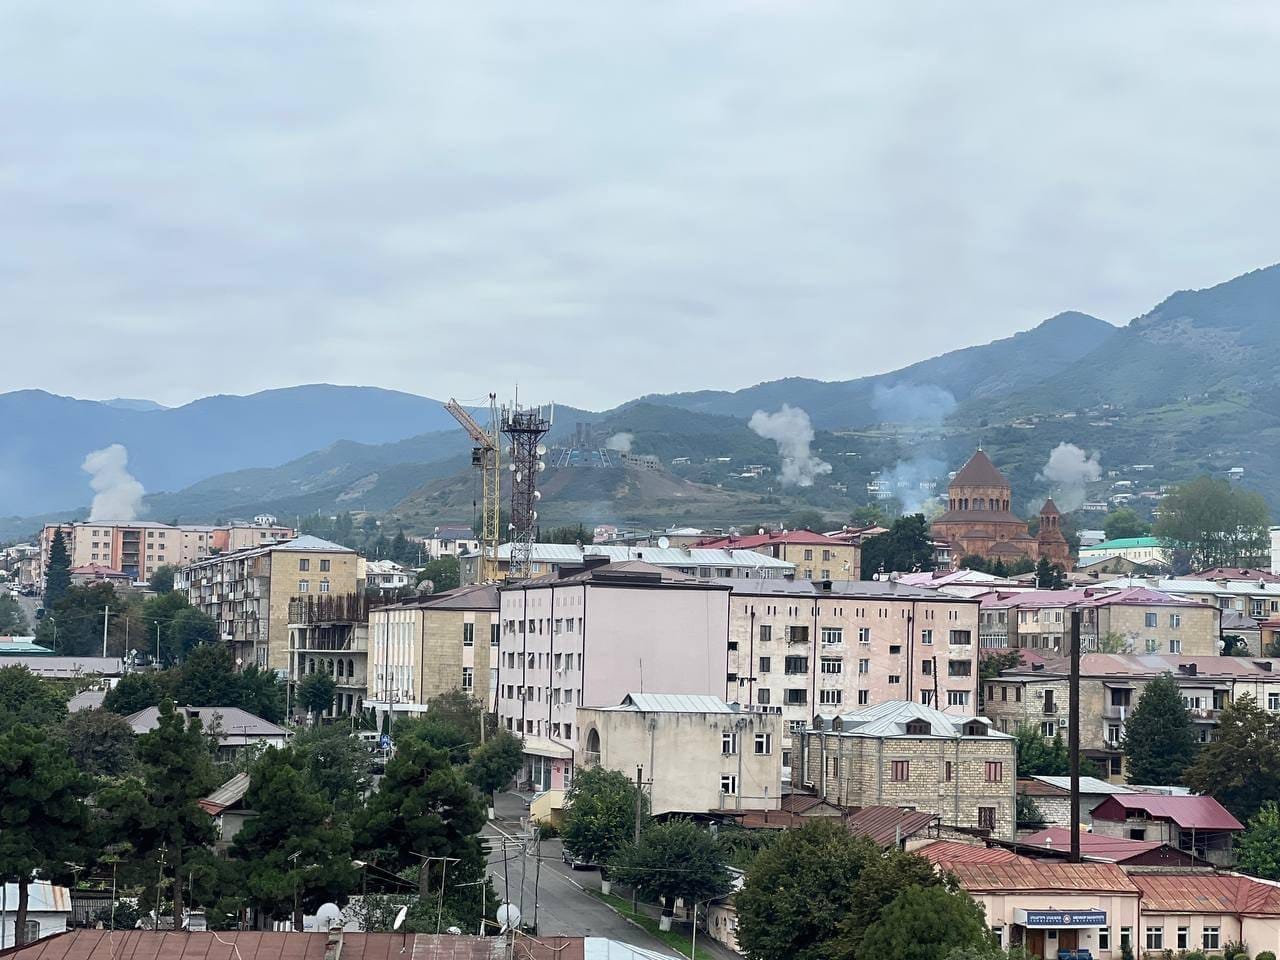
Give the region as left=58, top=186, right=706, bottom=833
left=1122, top=674, right=1196, bottom=785
left=44, top=529, right=72, bottom=611
left=1185, top=695, right=1280, bottom=822
left=1035, top=557, right=1053, bottom=588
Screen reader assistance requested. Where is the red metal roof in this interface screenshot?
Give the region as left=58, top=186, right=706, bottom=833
left=695, top=529, right=848, bottom=549
left=1192, top=567, right=1280, bottom=583
left=1091, top=794, right=1243, bottom=831
left=843, top=806, right=938, bottom=847
left=917, top=840, right=1022, bottom=867
left=1132, top=873, right=1280, bottom=915
left=945, top=858, right=1139, bottom=895
left=1019, top=828, right=1196, bottom=864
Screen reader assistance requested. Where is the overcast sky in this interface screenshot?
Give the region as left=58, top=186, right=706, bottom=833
left=4, top=1, right=1280, bottom=411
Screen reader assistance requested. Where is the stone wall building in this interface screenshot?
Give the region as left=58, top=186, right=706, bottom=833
left=288, top=592, right=370, bottom=718
left=799, top=700, right=1017, bottom=839
left=695, top=529, right=861, bottom=582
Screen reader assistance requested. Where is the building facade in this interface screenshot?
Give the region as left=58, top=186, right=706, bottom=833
left=288, top=592, right=370, bottom=717
left=695, top=530, right=861, bottom=582
left=1090, top=794, right=1242, bottom=868
left=576, top=693, right=782, bottom=814
left=1078, top=537, right=1172, bottom=568
left=459, top=542, right=794, bottom=585
left=800, top=701, right=1018, bottom=839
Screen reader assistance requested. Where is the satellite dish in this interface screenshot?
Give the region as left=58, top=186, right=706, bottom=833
left=316, top=903, right=343, bottom=930
left=758, top=528, right=765, bottom=536
left=536, top=461, right=546, bottom=472
left=495, top=903, right=521, bottom=932
left=536, top=443, right=547, bottom=456
left=531, top=511, right=538, bottom=520
left=515, top=471, right=523, bottom=482
left=658, top=536, right=670, bottom=549
left=446, top=926, right=462, bottom=936
left=392, top=906, right=409, bottom=931
left=533, top=491, right=541, bottom=500
left=509, top=463, right=517, bottom=472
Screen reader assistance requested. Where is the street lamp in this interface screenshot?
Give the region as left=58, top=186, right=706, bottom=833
left=690, top=895, right=720, bottom=959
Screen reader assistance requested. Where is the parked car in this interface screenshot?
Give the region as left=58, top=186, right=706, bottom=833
left=560, top=846, right=598, bottom=870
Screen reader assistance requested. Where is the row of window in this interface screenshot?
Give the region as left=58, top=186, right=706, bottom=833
left=507, top=715, right=574, bottom=739
left=756, top=687, right=971, bottom=708
left=502, top=651, right=584, bottom=672
left=746, top=604, right=958, bottom=622
left=297, top=558, right=332, bottom=572
left=502, top=683, right=577, bottom=706
left=297, top=580, right=331, bottom=593
left=721, top=732, right=773, bottom=755
left=758, top=625, right=970, bottom=645
left=825, top=755, right=1004, bottom=785
left=461, top=622, right=501, bottom=646
left=1142, top=925, right=1221, bottom=951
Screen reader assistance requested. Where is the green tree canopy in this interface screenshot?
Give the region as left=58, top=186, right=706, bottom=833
left=980, top=650, right=1021, bottom=681
left=465, top=729, right=524, bottom=797
left=542, top=524, right=595, bottom=545
left=1104, top=508, right=1151, bottom=542
left=1154, top=476, right=1271, bottom=569
left=1122, top=674, right=1196, bottom=785
left=139, top=591, right=190, bottom=664
left=38, top=582, right=138, bottom=657
left=166, top=607, right=218, bottom=663
left=297, top=671, right=337, bottom=715
left=289, top=724, right=372, bottom=814
left=1185, top=695, right=1280, bottom=822
left=415, top=556, right=461, bottom=593
left=148, top=564, right=177, bottom=595
left=609, top=818, right=731, bottom=917
left=0, top=664, right=69, bottom=733
left=0, top=592, right=28, bottom=635
left=1014, top=727, right=1072, bottom=777
left=856, top=884, right=994, bottom=960
left=175, top=644, right=242, bottom=705
left=561, top=766, right=649, bottom=869
left=859, top=514, right=936, bottom=579
left=103, top=671, right=176, bottom=715
left=44, top=529, right=72, bottom=610
left=1238, top=801, right=1280, bottom=881
left=64, top=708, right=137, bottom=778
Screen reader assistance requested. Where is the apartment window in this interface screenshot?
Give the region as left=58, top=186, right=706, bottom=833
left=1110, top=755, right=1124, bottom=777
left=462, top=667, right=474, bottom=690
left=1170, top=613, right=1182, bottom=628
left=1145, top=927, right=1163, bottom=951
left=319, top=580, right=330, bottom=593
left=819, top=689, right=842, bottom=706
left=1098, top=928, right=1110, bottom=951
left=759, top=624, right=772, bottom=642
left=920, top=690, right=933, bottom=706
left=944, top=761, right=953, bottom=782
left=491, top=623, right=500, bottom=646
left=891, top=760, right=909, bottom=782
left=858, top=690, right=870, bottom=705
left=1119, top=927, right=1132, bottom=949
left=784, top=689, right=807, bottom=706
left=985, top=761, right=1003, bottom=782
left=889, top=644, right=902, bottom=656
left=820, top=657, right=842, bottom=675
left=922, top=660, right=933, bottom=676
left=722, top=732, right=738, bottom=755
left=1203, top=927, right=1220, bottom=950
left=787, top=626, right=810, bottom=643
left=949, top=630, right=972, bottom=645
left=757, top=688, right=771, bottom=704
left=977, top=807, right=996, bottom=830
left=948, top=660, right=972, bottom=677
left=1176, top=927, right=1189, bottom=950
left=1144, top=612, right=1157, bottom=627
left=754, top=733, right=772, bottom=755
left=888, top=675, right=901, bottom=685
left=720, top=775, right=737, bottom=795
left=147, top=531, right=154, bottom=538
left=299, top=558, right=310, bottom=571
left=858, top=627, right=871, bottom=643
left=320, top=559, right=331, bottom=572
left=759, top=656, right=771, bottom=673
left=820, top=627, right=843, bottom=645
left=1269, top=692, right=1280, bottom=711
left=1107, top=723, right=1121, bottom=744
left=788, top=719, right=806, bottom=735
left=298, top=580, right=310, bottom=592
left=857, top=658, right=870, bottom=674
left=784, top=656, right=808, bottom=675
left=947, top=691, right=970, bottom=707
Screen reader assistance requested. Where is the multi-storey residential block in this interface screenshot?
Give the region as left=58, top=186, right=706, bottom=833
left=725, top=578, right=982, bottom=770
left=799, top=700, right=1017, bottom=839
left=983, top=654, right=1280, bottom=780
left=496, top=559, right=733, bottom=791
left=459, top=542, right=793, bottom=585
left=175, top=535, right=358, bottom=673
left=41, top=519, right=296, bottom=583
left=419, top=525, right=481, bottom=561
left=576, top=693, right=782, bottom=814
left=366, top=583, right=499, bottom=725
left=694, top=529, right=861, bottom=582
left=288, top=592, right=370, bottom=717
left=364, top=560, right=412, bottom=594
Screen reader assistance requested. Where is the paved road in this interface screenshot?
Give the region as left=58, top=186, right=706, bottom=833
left=3, top=586, right=41, bottom=632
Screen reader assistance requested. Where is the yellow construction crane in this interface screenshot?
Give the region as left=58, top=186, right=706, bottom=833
left=444, top=394, right=500, bottom=582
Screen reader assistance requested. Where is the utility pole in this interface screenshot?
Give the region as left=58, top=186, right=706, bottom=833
left=102, top=605, right=111, bottom=657
left=154, top=845, right=167, bottom=929
left=632, top=765, right=644, bottom=916
left=532, top=825, right=543, bottom=935
left=156, top=622, right=162, bottom=664
left=1069, top=609, right=1082, bottom=863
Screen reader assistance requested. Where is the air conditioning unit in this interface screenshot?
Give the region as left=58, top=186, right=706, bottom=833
left=1057, top=717, right=1068, bottom=728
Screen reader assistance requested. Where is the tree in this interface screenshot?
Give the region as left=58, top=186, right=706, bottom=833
left=958, top=554, right=989, bottom=573
left=990, top=559, right=1009, bottom=578
left=1104, top=508, right=1151, bottom=542
left=465, top=729, right=524, bottom=797
left=297, top=671, right=337, bottom=716
left=415, top=556, right=460, bottom=593
left=1017, top=794, right=1048, bottom=829
left=1238, top=801, right=1280, bottom=881
left=1222, top=634, right=1250, bottom=656
left=857, top=884, right=993, bottom=960
left=236, top=665, right=286, bottom=724
left=1014, top=726, right=1072, bottom=777
left=230, top=748, right=357, bottom=928
left=850, top=503, right=891, bottom=528
left=0, top=664, right=68, bottom=733
left=735, top=820, right=879, bottom=960
left=64, top=708, right=137, bottom=778
left=786, top=510, right=829, bottom=534
left=561, top=766, right=649, bottom=870
left=1049, top=564, right=1068, bottom=590
left=140, top=591, right=190, bottom=664
left=44, top=529, right=72, bottom=610
left=542, top=525, right=595, bottom=545
left=166, top=607, right=218, bottom=662
left=290, top=725, right=372, bottom=813
left=148, top=564, right=177, bottom=595
left=980, top=650, right=1021, bottom=681
left=0, top=724, right=89, bottom=944
left=836, top=848, right=944, bottom=957
left=859, top=514, right=935, bottom=579
left=1096, top=631, right=1135, bottom=654
left=37, top=582, right=141, bottom=657
left=1185, top=695, right=1280, bottom=822
left=103, top=671, right=175, bottom=714
left=1035, top=557, right=1054, bottom=588
left=1154, top=476, right=1271, bottom=569
left=1122, top=674, right=1196, bottom=785
left=1006, top=557, right=1036, bottom=577
left=609, top=819, right=731, bottom=918
left=0, top=593, right=28, bottom=635
left=175, top=644, right=242, bottom=706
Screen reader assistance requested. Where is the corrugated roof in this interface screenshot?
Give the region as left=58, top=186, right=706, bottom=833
left=1, top=881, right=69, bottom=913
left=946, top=858, right=1139, bottom=894
left=272, top=535, right=355, bottom=554
left=483, top=542, right=794, bottom=569
left=0, top=656, right=125, bottom=677
left=126, top=706, right=290, bottom=743
left=844, top=806, right=939, bottom=847
left=604, top=693, right=739, bottom=714
left=1092, top=794, right=1243, bottom=831
left=1132, top=873, right=1280, bottom=915
left=199, top=772, right=251, bottom=815
left=725, top=578, right=964, bottom=600
left=916, top=840, right=1021, bottom=866
left=695, top=530, right=850, bottom=549
left=1028, top=776, right=1136, bottom=796
left=1080, top=537, right=1165, bottom=551
left=1001, top=653, right=1280, bottom=680
left=817, top=700, right=1013, bottom=740
left=951, top=450, right=1010, bottom=488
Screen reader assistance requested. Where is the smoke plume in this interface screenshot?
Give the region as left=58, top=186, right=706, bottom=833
left=82, top=444, right=146, bottom=522
left=879, top=456, right=945, bottom=515
left=871, top=382, right=957, bottom=424
left=606, top=432, right=634, bottom=454
left=748, top=405, right=832, bottom=487
left=1037, top=442, right=1101, bottom=512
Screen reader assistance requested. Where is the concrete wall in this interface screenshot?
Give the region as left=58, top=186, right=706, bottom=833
left=969, top=889, right=1138, bottom=959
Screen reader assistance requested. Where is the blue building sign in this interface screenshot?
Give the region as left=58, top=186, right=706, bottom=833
left=1020, top=910, right=1107, bottom=928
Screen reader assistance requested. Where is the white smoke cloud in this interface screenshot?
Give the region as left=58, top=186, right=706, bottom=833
left=879, top=456, right=945, bottom=514
left=871, top=382, right=957, bottom=424
left=82, top=444, right=146, bottom=522
left=1037, top=442, right=1101, bottom=512
left=748, top=405, right=832, bottom=487
left=606, top=432, right=634, bottom=454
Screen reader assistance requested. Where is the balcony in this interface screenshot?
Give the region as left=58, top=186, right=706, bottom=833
left=1102, top=703, right=1129, bottom=721
left=1187, top=707, right=1220, bottom=721
left=1041, top=703, right=1059, bottom=715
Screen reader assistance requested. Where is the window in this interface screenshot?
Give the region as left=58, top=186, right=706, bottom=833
left=720, top=775, right=737, bottom=795
left=784, top=656, right=808, bottom=675
left=1144, top=612, right=1157, bottom=627
left=491, top=623, right=500, bottom=646
left=1170, top=613, right=1182, bottom=628
left=977, top=807, right=996, bottom=830
left=298, top=579, right=310, bottom=592
left=1107, top=723, right=1121, bottom=744
left=787, top=625, right=810, bottom=643
left=820, top=657, right=842, bottom=675
left=985, top=761, right=1003, bottom=782
left=889, top=644, right=902, bottom=655
left=821, top=627, right=843, bottom=645
left=319, top=580, right=330, bottom=593
left=944, top=761, right=953, bottom=781
left=1145, top=927, right=1163, bottom=951
left=789, top=719, right=806, bottom=735
left=947, top=691, right=970, bottom=706
left=1119, top=927, right=1131, bottom=949
left=1044, top=689, right=1056, bottom=712
left=1168, top=638, right=1181, bottom=653
left=948, top=660, right=972, bottom=677
left=858, top=658, right=870, bottom=674
left=299, top=558, right=310, bottom=571
left=1129, top=827, right=1146, bottom=841
left=891, top=760, right=910, bottom=782
left=1041, top=721, right=1055, bottom=738
left=462, top=667, right=474, bottom=690
left=463, top=623, right=475, bottom=646
left=858, top=627, right=871, bottom=643
left=1098, top=928, right=1110, bottom=950
left=754, top=733, right=772, bottom=754
left=949, top=630, right=972, bottom=645
left=803, top=549, right=813, bottom=560
left=1110, top=755, right=1124, bottom=777
left=921, top=629, right=933, bottom=645
left=888, top=675, right=901, bottom=685
left=722, top=732, right=738, bottom=755
left=759, top=624, right=772, bottom=642
left=23, top=921, right=38, bottom=943
left=320, top=559, right=331, bottom=572
left=819, top=689, right=842, bottom=706
left=758, top=688, right=771, bottom=704
left=759, top=656, right=771, bottom=673
left=922, top=660, right=933, bottom=676
left=857, top=690, right=870, bottom=705
left=1203, top=926, right=1220, bottom=950
left=1269, top=692, right=1280, bottom=711
left=1177, top=927, right=1189, bottom=950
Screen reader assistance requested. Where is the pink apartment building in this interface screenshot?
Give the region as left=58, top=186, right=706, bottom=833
left=496, top=558, right=733, bottom=791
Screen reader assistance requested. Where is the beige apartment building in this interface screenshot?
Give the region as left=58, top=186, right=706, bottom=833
left=800, top=700, right=1017, bottom=839
left=175, top=535, right=358, bottom=673
left=726, top=579, right=982, bottom=770
left=577, top=693, right=783, bottom=814
left=366, top=583, right=499, bottom=725
left=41, top=519, right=295, bottom=583
left=696, top=530, right=861, bottom=581
left=983, top=654, right=1280, bottom=780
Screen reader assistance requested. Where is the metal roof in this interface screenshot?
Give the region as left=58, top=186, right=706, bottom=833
left=695, top=530, right=850, bottom=549
left=1132, top=873, right=1280, bottom=915
left=916, top=840, right=1021, bottom=866
left=482, top=542, right=794, bottom=569
left=0, top=656, right=124, bottom=677
left=1092, top=794, right=1243, bottom=831
left=816, top=700, right=1014, bottom=740
left=1000, top=653, right=1280, bottom=680
left=125, top=706, right=290, bottom=744
left=844, top=806, right=939, bottom=847
left=950, top=450, right=1010, bottom=488
left=199, top=772, right=252, bottom=815
left=1028, top=775, right=1136, bottom=795
left=604, top=693, right=738, bottom=714
left=945, top=858, right=1139, bottom=895
left=1019, top=828, right=1203, bottom=865
left=272, top=535, right=355, bottom=554
left=724, top=578, right=966, bottom=600
left=1080, top=537, right=1166, bottom=551
left=1, top=881, right=69, bottom=913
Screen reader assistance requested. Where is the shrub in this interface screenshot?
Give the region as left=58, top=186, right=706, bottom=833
left=1254, top=952, right=1275, bottom=960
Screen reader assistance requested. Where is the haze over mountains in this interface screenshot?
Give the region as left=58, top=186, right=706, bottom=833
left=4, top=262, right=1280, bottom=539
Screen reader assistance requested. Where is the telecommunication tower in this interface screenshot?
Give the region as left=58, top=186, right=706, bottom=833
left=502, top=400, right=551, bottom=579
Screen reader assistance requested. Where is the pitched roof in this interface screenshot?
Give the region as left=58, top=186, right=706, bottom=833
left=1080, top=537, right=1166, bottom=551
left=817, top=700, right=1012, bottom=740
left=199, top=772, right=252, bottom=815
left=999, top=653, right=1280, bottom=681
left=600, top=693, right=739, bottom=714
left=125, top=706, right=290, bottom=744
left=695, top=529, right=849, bottom=549
left=944, top=857, right=1139, bottom=895
left=381, top=582, right=500, bottom=611
left=483, top=542, right=794, bottom=569
left=951, top=450, right=1010, bottom=488
left=1078, top=586, right=1204, bottom=608
left=1040, top=498, right=1061, bottom=516
left=1091, top=794, right=1243, bottom=831
left=724, top=578, right=966, bottom=600
left=1020, top=828, right=1193, bottom=864
left=1024, top=775, right=1135, bottom=796
left=778, top=793, right=840, bottom=815
left=272, top=535, right=355, bottom=554
left=1132, top=873, right=1280, bottom=915
left=1192, top=567, right=1280, bottom=583
left=843, top=806, right=938, bottom=847
left=916, top=840, right=1022, bottom=867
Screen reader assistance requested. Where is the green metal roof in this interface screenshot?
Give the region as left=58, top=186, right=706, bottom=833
left=1081, top=537, right=1165, bottom=550
left=0, top=638, right=57, bottom=656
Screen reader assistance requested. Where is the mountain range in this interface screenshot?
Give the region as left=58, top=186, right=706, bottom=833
left=4, top=262, right=1280, bottom=541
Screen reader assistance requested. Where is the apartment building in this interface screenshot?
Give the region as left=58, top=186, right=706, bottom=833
left=288, top=592, right=370, bottom=717
left=725, top=578, right=982, bottom=769
left=695, top=529, right=861, bottom=581
left=1105, top=574, right=1280, bottom=622
left=175, top=536, right=358, bottom=673
left=1078, top=536, right=1172, bottom=567
left=40, top=519, right=295, bottom=583
left=800, top=700, right=1018, bottom=839
left=983, top=654, right=1280, bottom=780
left=459, top=542, right=793, bottom=585
left=576, top=693, right=782, bottom=814
left=978, top=587, right=1218, bottom=657
left=365, top=583, right=499, bottom=724
left=496, top=559, right=733, bottom=791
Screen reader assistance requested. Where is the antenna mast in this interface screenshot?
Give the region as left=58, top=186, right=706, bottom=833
left=502, top=399, right=551, bottom=580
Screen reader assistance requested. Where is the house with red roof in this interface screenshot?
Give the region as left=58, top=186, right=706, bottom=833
left=1132, top=872, right=1280, bottom=956
left=1090, top=794, right=1243, bottom=868
left=695, top=528, right=860, bottom=581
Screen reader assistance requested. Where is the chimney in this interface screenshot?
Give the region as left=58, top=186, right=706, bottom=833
left=1255, top=661, right=1274, bottom=672
left=1177, top=663, right=1197, bottom=676
left=325, top=925, right=344, bottom=960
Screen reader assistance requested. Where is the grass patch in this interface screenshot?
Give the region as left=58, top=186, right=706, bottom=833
left=586, top=888, right=720, bottom=960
